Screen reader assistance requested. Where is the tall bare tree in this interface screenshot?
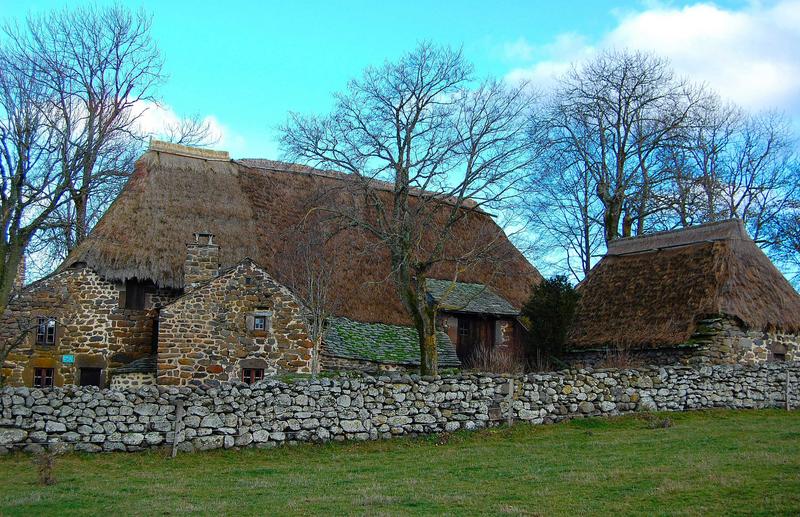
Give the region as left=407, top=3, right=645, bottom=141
left=0, top=40, right=70, bottom=316
left=274, top=213, right=340, bottom=375
left=552, top=50, right=700, bottom=243
left=281, top=44, right=537, bottom=375
left=3, top=5, right=164, bottom=256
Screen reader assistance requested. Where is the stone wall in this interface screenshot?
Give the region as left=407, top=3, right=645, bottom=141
left=0, top=266, right=176, bottom=388
left=565, top=317, right=800, bottom=368
left=0, top=362, right=796, bottom=454
left=157, top=261, right=313, bottom=386
left=110, top=373, right=157, bottom=389
left=706, top=318, right=800, bottom=364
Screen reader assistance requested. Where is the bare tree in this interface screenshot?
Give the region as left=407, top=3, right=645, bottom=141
left=552, top=50, right=700, bottom=243
left=281, top=43, right=537, bottom=375
left=3, top=5, right=165, bottom=256
left=525, top=108, right=604, bottom=281
left=274, top=213, right=340, bottom=376
left=158, top=112, right=218, bottom=147
left=0, top=40, right=70, bottom=316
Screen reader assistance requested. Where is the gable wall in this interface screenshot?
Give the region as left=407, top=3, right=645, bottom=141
left=157, top=262, right=313, bottom=386
left=0, top=267, right=175, bottom=387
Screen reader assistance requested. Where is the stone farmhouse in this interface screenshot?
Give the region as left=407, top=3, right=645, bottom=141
left=567, top=219, right=800, bottom=366
left=0, top=141, right=539, bottom=389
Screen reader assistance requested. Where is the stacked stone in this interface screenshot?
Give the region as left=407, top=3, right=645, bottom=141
left=0, top=362, right=797, bottom=454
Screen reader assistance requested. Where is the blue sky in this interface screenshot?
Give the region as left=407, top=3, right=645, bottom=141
left=2, top=0, right=798, bottom=158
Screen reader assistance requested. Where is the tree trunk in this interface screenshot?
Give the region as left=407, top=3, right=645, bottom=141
left=417, top=304, right=439, bottom=376
left=72, top=191, right=89, bottom=249
left=0, top=240, right=24, bottom=316
left=603, top=199, right=622, bottom=243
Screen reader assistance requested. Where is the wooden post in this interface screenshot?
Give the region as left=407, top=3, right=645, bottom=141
left=786, top=370, right=791, bottom=412
left=171, top=399, right=185, bottom=459
left=506, top=378, right=514, bottom=427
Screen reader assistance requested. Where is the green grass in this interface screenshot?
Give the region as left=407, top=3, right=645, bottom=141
left=1, top=409, right=799, bottom=516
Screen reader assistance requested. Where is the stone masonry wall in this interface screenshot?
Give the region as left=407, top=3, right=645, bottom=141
left=0, top=267, right=175, bottom=388
left=706, top=318, right=800, bottom=364
left=158, top=261, right=313, bottom=386
left=0, top=362, right=796, bottom=454
left=565, top=317, right=800, bottom=368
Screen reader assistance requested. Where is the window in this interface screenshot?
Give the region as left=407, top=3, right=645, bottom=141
left=458, top=318, right=471, bottom=338
left=242, top=368, right=265, bottom=384
left=773, top=352, right=786, bottom=362
left=33, top=368, right=54, bottom=388
left=253, top=315, right=268, bottom=331
left=35, top=317, right=57, bottom=345
left=124, top=279, right=147, bottom=310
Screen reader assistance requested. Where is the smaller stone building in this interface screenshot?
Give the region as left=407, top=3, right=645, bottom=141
left=157, top=258, right=313, bottom=386
left=567, top=219, right=800, bottom=366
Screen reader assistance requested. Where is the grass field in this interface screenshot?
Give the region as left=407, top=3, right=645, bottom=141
left=0, top=409, right=798, bottom=516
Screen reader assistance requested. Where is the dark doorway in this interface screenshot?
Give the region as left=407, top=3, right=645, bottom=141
left=79, top=367, right=103, bottom=387
left=455, top=316, right=495, bottom=366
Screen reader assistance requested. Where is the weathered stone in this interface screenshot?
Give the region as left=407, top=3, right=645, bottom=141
left=0, top=428, right=27, bottom=446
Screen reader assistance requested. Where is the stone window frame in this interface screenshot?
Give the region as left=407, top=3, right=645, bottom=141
left=247, top=310, right=273, bottom=336
left=35, top=316, right=57, bottom=346
left=33, top=367, right=54, bottom=388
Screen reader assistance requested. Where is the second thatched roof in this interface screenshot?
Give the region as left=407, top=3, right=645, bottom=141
left=568, top=219, right=800, bottom=349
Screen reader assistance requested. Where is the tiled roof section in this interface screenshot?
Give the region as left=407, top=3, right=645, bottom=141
left=112, top=355, right=157, bottom=375
left=426, top=279, right=519, bottom=316
left=323, top=318, right=460, bottom=367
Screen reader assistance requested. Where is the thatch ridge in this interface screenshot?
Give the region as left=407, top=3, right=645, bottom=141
left=569, top=221, right=800, bottom=349
left=64, top=149, right=540, bottom=326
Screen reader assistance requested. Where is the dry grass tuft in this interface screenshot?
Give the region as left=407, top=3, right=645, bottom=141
left=468, top=345, right=525, bottom=374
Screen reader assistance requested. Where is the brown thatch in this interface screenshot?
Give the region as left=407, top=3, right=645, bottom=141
left=568, top=219, right=800, bottom=349
left=64, top=145, right=540, bottom=326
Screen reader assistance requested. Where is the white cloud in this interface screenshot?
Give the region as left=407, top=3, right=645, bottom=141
left=132, top=101, right=262, bottom=158
left=505, top=1, right=800, bottom=115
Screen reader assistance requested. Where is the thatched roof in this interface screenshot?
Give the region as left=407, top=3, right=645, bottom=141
left=568, top=219, right=800, bottom=349
left=64, top=144, right=539, bottom=326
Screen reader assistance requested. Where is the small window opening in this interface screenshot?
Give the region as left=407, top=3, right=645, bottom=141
left=254, top=315, right=268, bottom=331
left=33, top=367, right=54, bottom=388
left=124, top=279, right=148, bottom=310
left=245, top=277, right=253, bottom=285
left=773, top=352, right=786, bottom=362
left=242, top=368, right=265, bottom=384
left=36, top=317, right=57, bottom=345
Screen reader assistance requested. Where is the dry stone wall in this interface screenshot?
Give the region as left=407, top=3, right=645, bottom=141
left=1, top=362, right=796, bottom=454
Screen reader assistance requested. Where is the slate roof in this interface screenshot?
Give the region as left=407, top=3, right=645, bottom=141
left=426, top=279, right=519, bottom=316
left=112, top=355, right=157, bottom=375
left=323, top=318, right=461, bottom=367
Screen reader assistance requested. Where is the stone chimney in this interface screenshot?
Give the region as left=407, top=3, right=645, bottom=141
left=184, top=232, right=220, bottom=288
